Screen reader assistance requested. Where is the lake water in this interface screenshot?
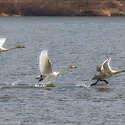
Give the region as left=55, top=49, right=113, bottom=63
left=0, top=17, right=125, bottom=125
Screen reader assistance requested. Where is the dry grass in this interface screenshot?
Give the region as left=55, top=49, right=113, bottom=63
left=0, top=0, right=125, bottom=16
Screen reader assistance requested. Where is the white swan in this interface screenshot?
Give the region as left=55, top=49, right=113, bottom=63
left=91, top=58, right=125, bottom=86
left=0, top=38, right=25, bottom=52
left=37, top=50, right=76, bottom=81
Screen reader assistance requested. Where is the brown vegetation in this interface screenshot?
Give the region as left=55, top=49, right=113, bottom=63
left=0, top=0, right=125, bottom=16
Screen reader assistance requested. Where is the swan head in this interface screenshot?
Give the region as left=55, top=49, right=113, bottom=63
left=17, top=45, right=25, bottom=48
left=70, top=65, right=77, bottom=69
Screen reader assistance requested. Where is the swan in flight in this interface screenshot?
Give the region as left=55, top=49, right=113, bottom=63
left=37, top=50, right=77, bottom=81
left=0, top=38, right=25, bottom=52
left=90, top=58, right=125, bottom=86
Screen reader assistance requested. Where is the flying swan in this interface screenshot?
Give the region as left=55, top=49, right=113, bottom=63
left=0, top=38, right=25, bottom=52
left=90, top=58, right=125, bottom=86
left=37, top=50, right=76, bottom=81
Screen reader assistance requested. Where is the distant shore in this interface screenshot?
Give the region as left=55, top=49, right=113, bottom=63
left=0, top=0, right=125, bottom=16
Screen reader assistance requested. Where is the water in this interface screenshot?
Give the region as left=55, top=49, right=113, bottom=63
left=0, top=17, right=125, bottom=125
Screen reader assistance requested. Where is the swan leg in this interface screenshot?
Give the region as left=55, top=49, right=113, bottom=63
left=101, top=80, right=109, bottom=84
left=90, top=80, right=100, bottom=86
left=38, top=75, right=43, bottom=81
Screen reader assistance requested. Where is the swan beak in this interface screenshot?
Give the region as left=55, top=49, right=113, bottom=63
left=71, top=66, right=77, bottom=68
left=20, top=45, right=25, bottom=48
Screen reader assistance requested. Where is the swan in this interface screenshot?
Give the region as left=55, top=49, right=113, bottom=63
left=37, top=50, right=77, bottom=81
left=0, top=38, right=25, bottom=52
left=90, top=58, right=125, bottom=86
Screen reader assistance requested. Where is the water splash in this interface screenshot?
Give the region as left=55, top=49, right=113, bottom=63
left=76, top=83, right=90, bottom=88
left=35, top=83, right=56, bottom=88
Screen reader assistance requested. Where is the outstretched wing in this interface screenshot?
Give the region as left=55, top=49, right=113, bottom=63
left=102, top=58, right=112, bottom=73
left=0, top=38, right=6, bottom=47
left=96, top=59, right=107, bottom=73
left=96, top=65, right=103, bottom=73
left=39, top=50, right=53, bottom=76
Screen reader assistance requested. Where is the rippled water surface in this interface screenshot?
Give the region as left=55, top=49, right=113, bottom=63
left=0, top=17, right=125, bottom=124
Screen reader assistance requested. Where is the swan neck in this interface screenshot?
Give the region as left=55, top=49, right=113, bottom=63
left=7, top=46, right=20, bottom=50
left=116, top=70, right=125, bottom=74
left=58, top=67, right=71, bottom=75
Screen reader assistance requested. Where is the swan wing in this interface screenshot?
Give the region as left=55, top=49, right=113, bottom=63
left=39, top=50, right=53, bottom=76
left=0, top=38, right=6, bottom=47
left=102, top=58, right=112, bottom=73
left=96, top=65, right=103, bottom=73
